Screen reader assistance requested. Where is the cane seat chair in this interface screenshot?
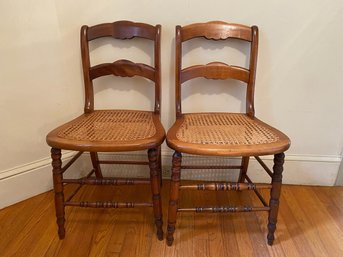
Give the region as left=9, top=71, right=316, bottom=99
left=166, top=21, right=290, bottom=246
left=46, top=21, right=165, bottom=240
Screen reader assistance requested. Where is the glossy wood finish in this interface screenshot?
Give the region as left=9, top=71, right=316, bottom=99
left=148, top=148, right=164, bottom=240
left=87, top=21, right=158, bottom=41
left=181, top=21, right=253, bottom=42
left=166, top=151, right=182, bottom=246
left=169, top=21, right=289, bottom=157
left=174, top=22, right=257, bottom=118
left=166, top=114, right=290, bottom=156
left=1, top=184, right=343, bottom=257
left=166, top=21, right=290, bottom=246
left=62, top=177, right=151, bottom=185
left=181, top=62, right=250, bottom=83
left=51, top=148, right=65, bottom=239
left=46, top=112, right=165, bottom=152
left=81, top=21, right=162, bottom=114
left=179, top=206, right=270, bottom=213
left=89, top=60, right=156, bottom=81
left=267, top=153, right=285, bottom=245
left=46, top=21, right=164, bottom=240
left=180, top=182, right=272, bottom=191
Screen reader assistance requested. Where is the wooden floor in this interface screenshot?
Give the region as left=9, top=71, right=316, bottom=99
left=1, top=182, right=343, bottom=257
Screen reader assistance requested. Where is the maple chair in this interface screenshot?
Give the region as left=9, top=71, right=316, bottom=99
left=46, top=21, right=165, bottom=240
left=166, top=21, right=290, bottom=246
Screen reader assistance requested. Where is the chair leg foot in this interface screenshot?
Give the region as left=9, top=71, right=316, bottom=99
left=51, top=148, right=66, bottom=239
left=148, top=148, right=164, bottom=240
left=156, top=221, right=164, bottom=241
left=267, top=152, right=285, bottom=246
left=166, top=151, right=182, bottom=246
left=58, top=225, right=66, bottom=240
left=267, top=224, right=275, bottom=245
left=153, top=212, right=163, bottom=240
left=166, top=223, right=176, bottom=246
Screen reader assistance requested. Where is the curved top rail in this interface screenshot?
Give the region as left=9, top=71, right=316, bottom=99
left=86, top=20, right=158, bottom=41
left=181, top=21, right=252, bottom=42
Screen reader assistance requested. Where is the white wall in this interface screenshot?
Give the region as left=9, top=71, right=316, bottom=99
left=1, top=0, right=343, bottom=207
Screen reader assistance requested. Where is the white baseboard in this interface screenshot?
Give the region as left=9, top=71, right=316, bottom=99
left=0, top=151, right=87, bottom=209
left=1, top=151, right=341, bottom=209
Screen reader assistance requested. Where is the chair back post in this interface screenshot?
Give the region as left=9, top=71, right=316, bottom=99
left=246, top=26, right=259, bottom=118
left=154, top=24, right=162, bottom=116
left=80, top=25, right=94, bottom=113
left=175, top=25, right=182, bottom=118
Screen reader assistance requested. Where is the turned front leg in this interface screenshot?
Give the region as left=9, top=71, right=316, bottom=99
left=267, top=152, right=285, bottom=245
left=166, top=151, right=182, bottom=246
left=51, top=148, right=65, bottom=239
left=148, top=148, right=163, bottom=240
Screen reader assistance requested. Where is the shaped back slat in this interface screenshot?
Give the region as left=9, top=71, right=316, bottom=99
left=181, top=62, right=249, bottom=83
left=89, top=60, right=155, bottom=81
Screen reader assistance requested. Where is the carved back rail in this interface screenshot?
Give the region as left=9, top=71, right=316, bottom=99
left=175, top=21, right=258, bottom=118
left=81, top=21, right=161, bottom=115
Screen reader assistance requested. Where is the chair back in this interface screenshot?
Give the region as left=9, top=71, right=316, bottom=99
left=81, top=21, right=161, bottom=115
left=175, top=21, right=258, bottom=118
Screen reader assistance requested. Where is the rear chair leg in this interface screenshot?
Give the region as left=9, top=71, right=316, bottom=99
left=166, top=151, right=182, bottom=246
left=238, top=156, right=249, bottom=183
left=148, top=148, right=163, bottom=240
left=157, top=146, right=163, bottom=187
left=267, top=152, right=285, bottom=245
left=51, top=148, right=65, bottom=239
left=90, top=152, right=103, bottom=178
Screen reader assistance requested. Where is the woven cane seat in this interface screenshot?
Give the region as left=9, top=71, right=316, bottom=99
left=47, top=110, right=165, bottom=152
left=167, top=113, right=290, bottom=156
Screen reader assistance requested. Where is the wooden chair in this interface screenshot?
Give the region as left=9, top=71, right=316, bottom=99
left=46, top=21, right=165, bottom=240
left=166, top=21, right=290, bottom=246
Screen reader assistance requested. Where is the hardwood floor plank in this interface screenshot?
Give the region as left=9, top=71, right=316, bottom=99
left=0, top=192, right=52, bottom=252
left=239, top=191, right=271, bottom=257
left=176, top=187, right=195, bottom=257
left=312, top=187, right=343, bottom=231
left=292, top=187, right=343, bottom=257
left=283, top=186, right=333, bottom=257
left=0, top=183, right=343, bottom=257
left=245, top=188, right=301, bottom=257
left=229, top=191, right=255, bottom=257
left=204, top=191, right=226, bottom=257
left=216, top=192, right=240, bottom=257
left=276, top=188, right=315, bottom=257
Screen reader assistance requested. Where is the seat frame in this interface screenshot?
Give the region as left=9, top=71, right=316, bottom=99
left=47, top=21, right=164, bottom=240
left=166, top=21, right=290, bottom=246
